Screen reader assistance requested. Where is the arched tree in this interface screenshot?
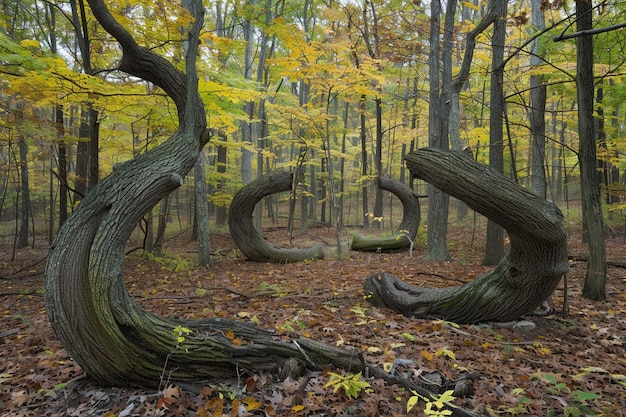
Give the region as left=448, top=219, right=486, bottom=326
left=364, top=148, right=568, bottom=323
left=43, top=5, right=485, bottom=417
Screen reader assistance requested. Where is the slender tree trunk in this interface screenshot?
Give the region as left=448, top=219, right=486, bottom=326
left=360, top=95, right=369, bottom=228
left=75, top=108, right=90, bottom=200
left=426, top=0, right=450, bottom=260
left=17, top=133, right=30, bottom=249
left=530, top=0, right=547, bottom=198
left=483, top=0, right=506, bottom=266
left=576, top=0, right=606, bottom=301
left=88, top=107, right=99, bottom=190
left=194, top=151, right=212, bottom=267
left=373, top=97, right=383, bottom=229
left=56, top=106, right=68, bottom=228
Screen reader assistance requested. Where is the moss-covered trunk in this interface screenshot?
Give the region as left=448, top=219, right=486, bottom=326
left=228, top=171, right=324, bottom=262
left=364, top=148, right=568, bottom=323
left=351, top=176, right=420, bottom=252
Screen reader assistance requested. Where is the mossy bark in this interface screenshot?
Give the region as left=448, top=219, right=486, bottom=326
left=44, top=5, right=483, bottom=415
left=364, top=148, right=568, bottom=323
left=351, top=176, right=420, bottom=252
left=228, top=171, right=324, bottom=262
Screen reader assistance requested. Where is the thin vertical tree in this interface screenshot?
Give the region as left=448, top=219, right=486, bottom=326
left=575, top=0, right=606, bottom=301
left=482, top=0, right=506, bottom=266
left=529, top=0, right=547, bottom=198
left=426, top=0, right=450, bottom=260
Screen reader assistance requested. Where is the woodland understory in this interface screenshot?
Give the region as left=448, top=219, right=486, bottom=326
left=1, top=224, right=625, bottom=417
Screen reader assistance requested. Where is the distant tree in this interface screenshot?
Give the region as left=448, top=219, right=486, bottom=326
left=17, top=121, right=31, bottom=249
left=575, top=0, right=606, bottom=301
left=426, top=0, right=450, bottom=261
left=529, top=0, right=547, bottom=198
left=482, top=0, right=506, bottom=266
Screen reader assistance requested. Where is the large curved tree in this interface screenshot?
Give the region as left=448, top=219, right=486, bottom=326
left=364, top=148, right=569, bottom=323
left=42, top=4, right=484, bottom=416
left=228, top=171, right=324, bottom=262
left=351, top=176, right=420, bottom=252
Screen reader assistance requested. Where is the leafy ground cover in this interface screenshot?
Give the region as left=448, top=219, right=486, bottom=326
left=1, top=225, right=625, bottom=416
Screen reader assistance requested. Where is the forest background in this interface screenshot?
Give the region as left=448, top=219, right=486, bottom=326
left=1, top=0, right=625, bottom=253
left=1, top=0, right=626, bottom=415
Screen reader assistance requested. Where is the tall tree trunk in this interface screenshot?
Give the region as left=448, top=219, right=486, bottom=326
left=56, top=106, right=68, bottom=228
left=17, top=132, right=30, bottom=249
left=88, top=107, right=99, bottom=190
left=194, top=151, right=212, bottom=267
left=530, top=0, right=547, bottom=198
left=482, top=0, right=506, bottom=266
left=373, top=97, right=383, bottom=229
left=576, top=0, right=606, bottom=301
left=75, top=108, right=90, bottom=200
left=426, top=0, right=450, bottom=260
left=359, top=95, right=369, bottom=228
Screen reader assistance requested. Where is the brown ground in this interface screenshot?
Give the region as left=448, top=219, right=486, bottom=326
left=1, top=224, right=625, bottom=416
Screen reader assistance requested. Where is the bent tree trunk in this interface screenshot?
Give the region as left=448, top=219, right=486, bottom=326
left=351, top=176, right=420, bottom=252
left=229, top=171, right=324, bottom=262
left=364, top=148, right=568, bottom=323
left=43, top=5, right=485, bottom=416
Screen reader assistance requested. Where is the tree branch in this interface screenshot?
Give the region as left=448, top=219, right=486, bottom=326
left=553, top=21, right=626, bottom=41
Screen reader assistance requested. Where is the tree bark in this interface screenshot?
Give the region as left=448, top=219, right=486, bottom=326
left=229, top=171, right=324, bottom=263
left=17, top=132, right=30, bottom=249
left=426, top=0, right=451, bottom=261
left=576, top=0, right=606, bottom=301
left=529, top=0, right=547, bottom=198
left=44, top=4, right=482, bottom=415
left=351, top=177, right=420, bottom=252
left=364, top=148, right=568, bottom=323
left=194, top=151, right=212, bottom=267
left=482, top=0, right=506, bottom=266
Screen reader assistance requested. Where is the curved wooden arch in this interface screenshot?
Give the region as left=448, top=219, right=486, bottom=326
left=228, top=171, right=324, bottom=262
left=351, top=176, right=420, bottom=252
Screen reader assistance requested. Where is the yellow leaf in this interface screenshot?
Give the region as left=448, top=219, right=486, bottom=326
left=20, top=39, right=40, bottom=48
left=435, top=348, right=456, bottom=360
left=292, top=404, right=305, bottom=411
left=242, top=397, right=262, bottom=410
left=535, top=347, right=552, bottom=356
left=421, top=350, right=434, bottom=361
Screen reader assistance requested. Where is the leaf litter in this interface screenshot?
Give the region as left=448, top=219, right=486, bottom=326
left=1, top=225, right=625, bottom=416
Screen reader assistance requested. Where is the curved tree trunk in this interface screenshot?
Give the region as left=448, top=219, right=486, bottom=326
left=351, top=176, right=420, bottom=252
left=43, top=4, right=483, bottom=415
left=229, top=171, right=324, bottom=262
left=364, top=148, right=568, bottom=323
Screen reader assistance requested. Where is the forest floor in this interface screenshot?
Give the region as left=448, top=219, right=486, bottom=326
left=1, top=223, right=625, bottom=417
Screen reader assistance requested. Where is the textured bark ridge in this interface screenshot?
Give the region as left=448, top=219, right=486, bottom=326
left=229, top=171, right=324, bottom=262
left=364, top=148, right=568, bottom=323
left=351, top=176, right=420, bottom=252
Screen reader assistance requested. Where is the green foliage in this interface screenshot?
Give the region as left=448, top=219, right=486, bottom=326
left=406, top=389, right=455, bottom=416
left=172, top=325, right=192, bottom=353
left=325, top=371, right=372, bottom=399
left=142, top=251, right=191, bottom=273
left=528, top=372, right=602, bottom=416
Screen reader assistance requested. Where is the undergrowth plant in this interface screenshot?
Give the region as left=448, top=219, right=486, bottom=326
left=510, top=373, right=603, bottom=416
left=407, top=389, right=455, bottom=416
left=325, top=371, right=372, bottom=399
